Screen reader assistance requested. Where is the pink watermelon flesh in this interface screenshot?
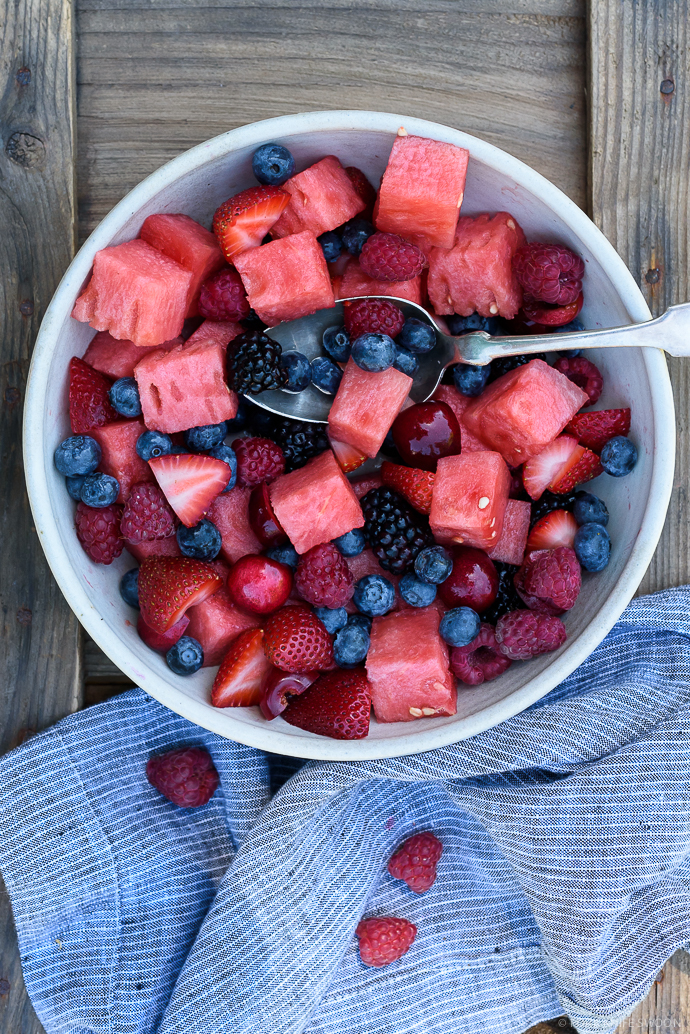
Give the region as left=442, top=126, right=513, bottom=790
left=134, top=337, right=238, bottom=433
left=487, top=499, right=531, bottom=566
left=184, top=319, right=244, bottom=356
left=83, top=331, right=184, bottom=380
left=375, top=135, right=469, bottom=251
left=366, top=608, right=456, bottom=723
left=335, top=260, right=423, bottom=305
left=71, top=239, right=192, bottom=347
left=430, top=451, right=511, bottom=551
left=427, top=212, right=526, bottom=320
left=328, top=359, right=413, bottom=458
left=269, top=450, right=364, bottom=555
left=185, top=588, right=261, bottom=667
left=270, top=156, right=366, bottom=239
left=139, top=213, right=226, bottom=317
left=234, top=231, right=335, bottom=325
left=432, top=384, right=489, bottom=453
left=125, top=535, right=183, bottom=562
left=463, top=358, right=590, bottom=468
left=207, top=488, right=262, bottom=564
left=89, top=419, right=154, bottom=503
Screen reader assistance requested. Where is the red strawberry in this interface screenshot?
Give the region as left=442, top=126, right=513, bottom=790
left=138, top=557, right=223, bottom=632
left=213, top=186, right=290, bottom=262
left=149, top=453, right=231, bottom=527
left=565, top=408, right=631, bottom=453
left=137, top=612, right=189, bottom=654
left=282, top=668, right=371, bottom=740
left=211, top=629, right=271, bottom=707
left=522, top=436, right=580, bottom=500
left=345, top=166, right=377, bottom=216
left=263, top=605, right=334, bottom=673
left=356, top=917, right=417, bottom=967
left=329, top=438, right=367, bottom=474
left=69, top=356, right=118, bottom=433
left=522, top=293, right=583, bottom=326
left=526, top=510, right=578, bottom=552
left=550, top=448, right=602, bottom=494
left=380, top=460, right=435, bottom=514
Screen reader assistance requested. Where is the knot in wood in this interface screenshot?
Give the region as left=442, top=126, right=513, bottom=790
left=16, top=606, right=32, bottom=626
left=660, top=79, right=675, bottom=95
left=645, top=268, right=660, bottom=284
left=16, top=67, right=31, bottom=86
left=19, top=299, right=34, bottom=316
left=0, top=978, right=9, bottom=996
left=4, top=386, right=20, bottom=406
left=6, top=131, right=45, bottom=168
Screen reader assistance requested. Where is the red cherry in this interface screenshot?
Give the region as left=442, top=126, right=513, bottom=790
left=438, top=547, right=498, bottom=613
left=391, top=401, right=461, bottom=472
left=248, top=483, right=287, bottom=546
left=226, top=555, right=293, bottom=614
left=137, top=613, right=190, bottom=654
left=259, top=667, right=319, bottom=720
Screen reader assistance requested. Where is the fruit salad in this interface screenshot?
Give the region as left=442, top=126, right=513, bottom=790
left=56, top=131, right=638, bottom=741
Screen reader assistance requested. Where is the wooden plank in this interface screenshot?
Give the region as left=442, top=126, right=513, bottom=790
left=0, top=0, right=80, bottom=1029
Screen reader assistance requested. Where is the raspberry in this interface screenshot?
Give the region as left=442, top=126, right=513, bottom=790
left=554, top=356, right=603, bottom=405
left=146, top=746, right=219, bottom=807
left=75, top=501, right=123, bottom=564
left=294, top=543, right=354, bottom=608
left=233, top=437, right=285, bottom=487
left=356, top=917, right=417, bottom=967
left=495, top=609, right=567, bottom=661
left=359, top=232, right=425, bottom=283
left=450, top=623, right=512, bottom=685
left=198, top=267, right=250, bottom=322
left=512, top=242, right=585, bottom=305
left=515, top=546, right=581, bottom=615
left=120, top=483, right=176, bottom=543
left=344, top=298, right=405, bottom=341
left=264, top=604, right=334, bottom=673
left=387, top=832, right=443, bottom=893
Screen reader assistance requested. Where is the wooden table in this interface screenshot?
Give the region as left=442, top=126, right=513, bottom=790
left=1, top=1, right=689, bottom=1031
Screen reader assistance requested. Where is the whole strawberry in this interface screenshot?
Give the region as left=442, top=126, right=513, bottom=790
left=294, top=543, right=354, bottom=608
left=388, top=832, right=443, bottom=893
left=146, top=746, right=219, bottom=807
left=359, top=232, right=426, bottom=283
left=515, top=546, right=581, bottom=615
left=356, top=916, right=417, bottom=967
left=234, top=437, right=285, bottom=487
left=120, top=483, right=176, bottom=542
left=75, top=501, right=123, bottom=564
left=263, top=605, right=334, bottom=673
left=512, top=242, right=585, bottom=305
left=282, top=668, right=371, bottom=740
left=495, top=609, right=567, bottom=660
left=344, top=298, right=405, bottom=340
left=198, top=267, right=250, bottom=322
left=566, top=408, right=631, bottom=453
left=69, top=356, right=118, bottom=434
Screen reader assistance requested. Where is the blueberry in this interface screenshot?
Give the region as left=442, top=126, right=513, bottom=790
left=558, top=348, right=583, bottom=358
left=573, top=490, right=609, bottom=527
left=452, top=362, right=491, bottom=397
left=207, top=443, right=237, bottom=492
left=439, top=607, right=481, bottom=648
left=176, top=519, right=222, bottom=561
left=351, top=333, right=396, bottom=372
left=333, top=623, right=370, bottom=668
left=446, top=312, right=500, bottom=336
left=322, top=325, right=352, bottom=363
left=398, top=573, right=437, bottom=608
left=332, top=527, right=366, bottom=557
left=341, top=218, right=375, bottom=256
left=265, top=544, right=299, bottom=569
left=393, top=346, right=419, bottom=377
left=353, top=574, right=396, bottom=616
left=252, top=142, right=295, bottom=186
left=397, top=318, right=437, bottom=354
left=574, top=522, right=611, bottom=572
left=79, top=472, right=120, bottom=507
left=65, top=474, right=86, bottom=501
left=414, top=545, right=453, bottom=584
left=311, top=356, right=343, bottom=394
left=314, top=606, right=348, bottom=635
left=280, top=351, right=312, bottom=393
left=318, top=230, right=342, bottom=263
left=54, top=435, right=101, bottom=476
left=108, top=377, right=142, bottom=417
left=136, top=430, right=173, bottom=461
left=119, top=567, right=140, bottom=608
left=170, top=445, right=188, bottom=454
left=184, top=423, right=227, bottom=452
left=166, top=636, right=204, bottom=675
left=555, top=318, right=585, bottom=345
left=600, top=436, right=637, bottom=477
left=347, top=612, right=372, bottom=633
left=226, top=397, right=251, bottom=432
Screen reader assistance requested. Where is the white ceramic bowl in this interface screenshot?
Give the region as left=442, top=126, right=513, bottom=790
left=24, top=110, right=675, bottom=761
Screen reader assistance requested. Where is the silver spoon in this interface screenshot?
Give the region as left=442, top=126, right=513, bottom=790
left=253, top=295, right=690, bottom=425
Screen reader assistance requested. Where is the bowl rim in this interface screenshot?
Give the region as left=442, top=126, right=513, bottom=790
left=23, top=109, right=676, bottom=760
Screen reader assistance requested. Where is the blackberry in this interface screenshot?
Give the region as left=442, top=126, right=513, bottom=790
left=530, top=489, right=578, bottom=527
left=489, top=352, right=547, bottom=382
left=361, top=487, right=433, bottom=575
left=227, top=330, right=287, bottom=395
left=272, top=419, right=330, bottom=472
left=483, top=562, right=523, bottom=624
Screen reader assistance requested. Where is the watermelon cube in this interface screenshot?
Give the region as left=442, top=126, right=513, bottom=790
left=207, top=488, right=262, bottom=564
left=125, top=536, right=182, bottom=562
left=139, top=213, right=226, bottom=317
left=430, top=451, right=511, bottom=551
left=71, top=240, right=192, bottom=347
left=83, top=331, right=184, bottom=380
left=234, top=232, right=335, bottom=325
left=375, top=135, right=469, bottom=251
left=89, top=418, right=154, bottom=503
left=427, top=212, right=526, bottom=320
left=334, top=259, right=424, bottom=305
left=269, top=450, right=364, bottom=554
left=366, top=608, right=456, bottom=723
left=432, top=384, right=489, bottom=453
left=462, top=359, right=590, bottom=467
left=487, top=499, right=531, bottom=566
left=184, top=319, right=244, bottom=355
left=270, top=156, right=366, bottom=239
left=185, top=588, right=261, bottom=667
left=134, top=337, right=238, bottom=433
left=328, top=359, right=413, bottom=458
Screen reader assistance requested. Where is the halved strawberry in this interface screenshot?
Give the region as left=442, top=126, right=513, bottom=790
left=138, top=557, right=222, bottom=633
left=522, top=293, right=584, bottom=326
left=550, top=448, right=602, bottom=494
left=282, top=668, right=372, bottom=740
left=211, top=628, right=271, bottom=707
left=522, top=436, right=580, bottom=500
left=137, top=612, right=189, bottom=654
left=380, top=460, right=435, bottom=514
left=212, top=186, right=290, bottom=262
left=329, top=437, right=367, bottom=473
left=565, top=408, right=631, bottom=453
left=69, top=356, right=118, bottom=433
left=526, top=510, right=578, bottom=553
left=149, top=453, right=231, bottom=527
